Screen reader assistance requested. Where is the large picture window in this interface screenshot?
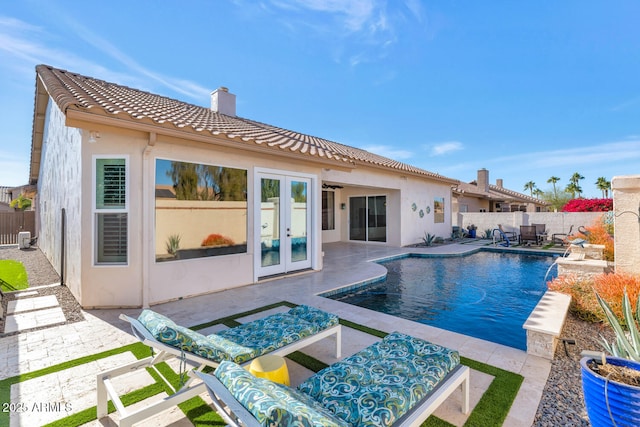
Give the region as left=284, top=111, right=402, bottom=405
left=155, top=159, right=247, bottom=262
left=94, top=157, right=128, bottom=264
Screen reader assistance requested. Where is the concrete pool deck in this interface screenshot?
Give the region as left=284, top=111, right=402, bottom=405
left=1, top=241, right=552, bottom=426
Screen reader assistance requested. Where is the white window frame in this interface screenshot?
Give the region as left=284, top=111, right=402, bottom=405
left=92, top=155, right=129, bottom=266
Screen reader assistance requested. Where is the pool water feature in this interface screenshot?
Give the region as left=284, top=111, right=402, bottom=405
left=326, top=250, right=558, bottom=350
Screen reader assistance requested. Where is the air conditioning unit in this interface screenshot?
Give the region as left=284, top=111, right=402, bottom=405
left=18, top=231, right=31, bottom=249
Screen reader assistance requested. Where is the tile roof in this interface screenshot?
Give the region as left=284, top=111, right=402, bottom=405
left=454, top=181, right=548, bottom=205
left=34, top=65, right=458, bottom=184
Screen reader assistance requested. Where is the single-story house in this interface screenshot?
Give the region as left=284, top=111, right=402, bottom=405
left=29, top=64, right=459, bottom=308
left=452, top=169, right=549, bottom=213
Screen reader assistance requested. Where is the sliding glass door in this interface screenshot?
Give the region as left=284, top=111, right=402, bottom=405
left=349, top=195, right=386, bottom=242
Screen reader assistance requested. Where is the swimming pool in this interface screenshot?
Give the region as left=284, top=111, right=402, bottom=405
left=324, top=250, right=558, bottom=350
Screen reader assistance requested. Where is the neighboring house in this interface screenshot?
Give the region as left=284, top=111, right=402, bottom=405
left=29, top=65, right=459, bottom=308
left=0, top=187, right=12, bottom=211
left=452, top=169, right=549, bottom=214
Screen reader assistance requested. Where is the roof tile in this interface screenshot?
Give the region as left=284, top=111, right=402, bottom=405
left=36, top=64, right=457, bottom=183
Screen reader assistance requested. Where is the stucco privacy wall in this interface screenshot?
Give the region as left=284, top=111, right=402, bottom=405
left=612, top=175, right=640, bottom=274
left=455, top=211, right=604, bottom=240
left=37, top=100, right=82, bottom=298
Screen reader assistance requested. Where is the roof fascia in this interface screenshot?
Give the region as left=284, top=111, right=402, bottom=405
left=29, top=75, right=49, bottom=185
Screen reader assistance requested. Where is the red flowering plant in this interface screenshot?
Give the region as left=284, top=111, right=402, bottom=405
left=562, top=198, right=613, bottom=212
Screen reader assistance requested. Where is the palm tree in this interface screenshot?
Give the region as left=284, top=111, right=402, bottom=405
left=523, top=181, right=536, bottom=197
left=565, top=182, right=580, bottom=199
left=569, top=172, right=585, bottom=197
left=9, top=193, right=32, bottom=211
left=533, top=188, right=544, bottom=199
left=547, top=176, right=560, bottom=198
left=596, top=177, right=611, bottom=198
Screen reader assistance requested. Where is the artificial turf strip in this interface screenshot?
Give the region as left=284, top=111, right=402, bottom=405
left=5, top=301, right=524, bottom=427
left=0, top=260, right=29, bottom=291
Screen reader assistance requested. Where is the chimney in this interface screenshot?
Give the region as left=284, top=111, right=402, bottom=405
left=211, top=87, right=236, bottom=116
left=496, top=179, right=503, bottom=188
left=477, top=168, right=489, bottom=193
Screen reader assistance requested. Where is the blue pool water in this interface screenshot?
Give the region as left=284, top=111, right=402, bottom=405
left=326, top=250, right=558, bottom=350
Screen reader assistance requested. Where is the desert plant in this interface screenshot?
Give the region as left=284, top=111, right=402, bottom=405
left=569, top=215, right=614, bottom=261
left=483, top=229, right=493, bottom=239
left=596, top=290, right=640, bottom=361
left=165, top=234, right=181, bottom=255
left=201, top=233, right=235, bottom=247
left=421, top=232, right=436, bottom=247
left=548, top=272, right=640, bottom=322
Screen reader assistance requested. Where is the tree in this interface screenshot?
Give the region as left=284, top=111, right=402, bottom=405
left=596, top=177, right=611, bottom=198
left=541, top=189, right=572, bottom=212
left=9, top=193, right=32, bottom=211
left=565, top=182, right=581, bottom=199
left=533, top=188, right=544, bottom=199
left=523, top=181, right=536, bottom=197
left=547, top=176, right=561, bottom=198
left=569, top=172, right=585, bottom=197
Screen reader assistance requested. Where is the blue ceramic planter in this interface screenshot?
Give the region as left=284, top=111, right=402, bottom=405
left=581, top=356, right=640, bottom=427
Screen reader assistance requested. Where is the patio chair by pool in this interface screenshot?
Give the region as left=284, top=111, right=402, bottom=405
left=196, top=331, right=470, bottom=427
left=519, top=225, right=540, bottom=245
left=97, top=305, right=341, bottom=427
left=497, top=224, right=517, bottom=241
left=532, top=223, right=547, bottom=242
left=552, top=225, right=574, bottom=246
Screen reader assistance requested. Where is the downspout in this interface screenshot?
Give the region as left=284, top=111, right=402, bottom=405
left=141, top=132, right=156, bottom=307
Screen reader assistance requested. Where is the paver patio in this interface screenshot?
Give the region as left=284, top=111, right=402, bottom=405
left=0, top=242, right=551, bottom=426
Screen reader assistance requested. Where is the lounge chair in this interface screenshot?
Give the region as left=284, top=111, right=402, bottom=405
left=552, top=225, right=574, bottom=246
left=97, top=305, right=342, bottom=427
left=519, top=225, right=539, bottom=245
left=196, top=331, right=470, bottom=427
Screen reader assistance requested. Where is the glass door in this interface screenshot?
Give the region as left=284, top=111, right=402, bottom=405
left=349, top=195, right=386, bottom=242
left=258, top=174, right=312, bottom=277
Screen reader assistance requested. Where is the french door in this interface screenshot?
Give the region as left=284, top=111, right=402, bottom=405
left=349, top=195, right=387, bottom=242
left=257, top=173, right=312, bottom=277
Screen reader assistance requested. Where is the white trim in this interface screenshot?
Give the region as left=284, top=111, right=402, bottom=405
left=92, top=155, right=130, bottom=266
left=254, top=167, right=317, bottom=282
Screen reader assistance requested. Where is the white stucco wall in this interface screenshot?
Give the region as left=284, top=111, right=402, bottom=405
left=323, top=168, right=453, bottom=246
left=37, top=100, right=83, bottom=297
left=612, top=175, right=640, bottom=274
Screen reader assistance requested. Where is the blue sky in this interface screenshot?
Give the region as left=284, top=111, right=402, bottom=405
left=1, top=1, right=639, bottom=197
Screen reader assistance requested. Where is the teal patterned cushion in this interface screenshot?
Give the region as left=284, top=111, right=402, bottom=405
left=195, top=334, right=259, bottom=363
left=210, top=308, right=333, bottom=363
left=214, top=361, right=349, bottom=427
left=288, top=305, right=340, bottom=331
left=138, top=306, right=339, bottom=365
left=137, top=309, right=207, bottom=354
left=297, top=331, right=460, bottom=426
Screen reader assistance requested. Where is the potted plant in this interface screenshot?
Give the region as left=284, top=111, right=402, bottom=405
left=466, top=224, right=477, bottom=238
left=581, top=290, right=640, bottom=426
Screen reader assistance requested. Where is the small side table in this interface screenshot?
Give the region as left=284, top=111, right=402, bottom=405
left=248, top=354, right=290, bottom=386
